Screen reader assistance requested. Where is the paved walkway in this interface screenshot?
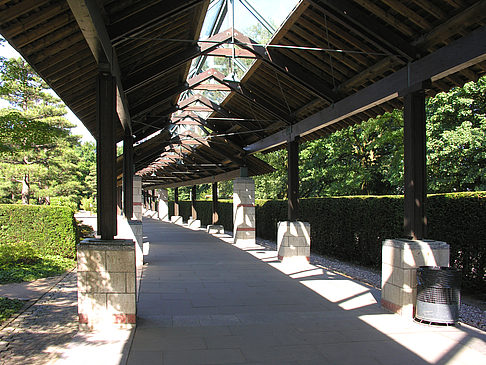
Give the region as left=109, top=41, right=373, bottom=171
left=127, top=219, right=486, bottom=365
left=0, top=272, right=79, bottom=365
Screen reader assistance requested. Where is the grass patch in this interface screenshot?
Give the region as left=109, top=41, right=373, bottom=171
left=0, top=241, right=75, bottom=284
left=0, top=297, right=25, bottom=323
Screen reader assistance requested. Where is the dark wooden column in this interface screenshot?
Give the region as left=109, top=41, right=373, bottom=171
left=123, top=131, right=133, bottom=219
left=96, top=69, right=117, bottom=240
left=116, top=185, right=122, bottom=216
left=151, top=189, right=156, bottom=211
left=288, top=137, right=300, bottom=221
left=212, top=182, right=219, bottom=224
left=174, top=187, right=180, bottom=216
left=191, top=185, right=197, bottom=219
left=403, top=89, right=427, bottom=239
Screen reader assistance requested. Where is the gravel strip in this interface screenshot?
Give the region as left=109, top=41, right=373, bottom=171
left=255, top=236, right=486, bottom=332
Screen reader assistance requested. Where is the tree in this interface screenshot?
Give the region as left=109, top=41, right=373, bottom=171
left=426, top=77, right=486, bottom=192
left=0, top=56, right=85, bottom=204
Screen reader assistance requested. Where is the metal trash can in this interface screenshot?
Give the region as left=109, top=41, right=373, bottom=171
left=415, top=266, right=461, bottom=324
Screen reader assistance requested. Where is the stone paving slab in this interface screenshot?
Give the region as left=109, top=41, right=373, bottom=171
left=0, top=272, right=78, bottom=365
left=128, top=219, right=486, bottom=365
left=0, top=275, right=68, bottom=302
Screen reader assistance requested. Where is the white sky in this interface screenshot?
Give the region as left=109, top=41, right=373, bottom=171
left=0, top=0, right=299, bottom=143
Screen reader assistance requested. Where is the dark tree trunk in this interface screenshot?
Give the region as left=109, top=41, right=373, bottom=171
left=21, top=173, right=30, bottom=205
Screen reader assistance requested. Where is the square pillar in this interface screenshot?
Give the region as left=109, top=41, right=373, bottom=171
left=123, top=131, right=134, bottom=220
left=174, top=187, right=180, bottom=216
left=133, top=176, right=142, bottom=221
left=381, top=239, right=450, bottom=319
left=277, top=221, right=311, bottom=262
left=77, top=238, right=136, bottom=330
left=403, top=89, right=427, bottom=239
left=212, top=182, right=219, bottom=224
left=96, top=70, right=117, bottom=240
left=191, top=185, right=197, bottom=219
left=157, top=189, right=169, bottom=221
left=288, top=138, right=300, bottom=221
left=233, top=176, right=255, bottom=245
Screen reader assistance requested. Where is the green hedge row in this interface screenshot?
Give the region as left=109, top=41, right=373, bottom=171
left=170, top=192, right=485, bottom=293
left=0, top=204, right=78, bottom=258
left=256, top=193, right=485, bottom=293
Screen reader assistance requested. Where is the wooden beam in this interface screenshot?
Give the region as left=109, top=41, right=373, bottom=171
left=245, top=25, right=486, bottom=153
left=67, top=0, right=131, bottom=132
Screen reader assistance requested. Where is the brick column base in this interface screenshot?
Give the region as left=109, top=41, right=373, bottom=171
left=381, top=239, right=450, bottom=319
left=277, top=221, right=311, bottom=262
left=77, top=238, right=136, bottom=330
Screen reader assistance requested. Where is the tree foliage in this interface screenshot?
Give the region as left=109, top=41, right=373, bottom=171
left=0, top=56, right=96, bottom=205
left=255, top=77, right=486, bottom=198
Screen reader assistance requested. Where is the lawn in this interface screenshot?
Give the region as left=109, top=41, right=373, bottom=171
left=0, top=241, right=76, bottom=284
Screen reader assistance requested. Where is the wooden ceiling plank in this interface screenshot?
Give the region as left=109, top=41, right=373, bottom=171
left=108, top=0, right=206, bottom=43
left=13, top=13, right=74, bottom=48
left=353, top=0, right=414, bottom=37
left=308, top=0, right=419, bottom=60
left=2, top=1, right=70, bottom=38
left=413, top=1, right=486, bottom=51
left=0, top=0, right=51, bottom=24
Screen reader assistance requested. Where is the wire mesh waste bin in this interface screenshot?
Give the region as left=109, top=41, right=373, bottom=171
left=415, top=266, right=461, bottom=324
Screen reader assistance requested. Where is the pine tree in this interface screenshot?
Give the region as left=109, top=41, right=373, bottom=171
left=0, top=56, right=85, bottom=204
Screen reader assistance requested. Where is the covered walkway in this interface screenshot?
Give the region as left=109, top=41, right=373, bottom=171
left=127, top=218, right=485, bottom=364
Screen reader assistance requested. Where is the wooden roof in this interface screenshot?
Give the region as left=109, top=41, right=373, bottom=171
left=211, top=0, right=486, bottom=152
left=2, top=0, right=486, bottom=188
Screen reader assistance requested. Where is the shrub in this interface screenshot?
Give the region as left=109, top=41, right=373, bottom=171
left=0, top=204, right=78, bottom=258
left=0, top=241, right=40, bottom=266
left=80, top=197, right=96, bottom=212
left=50, top=196, right=78, bottom=212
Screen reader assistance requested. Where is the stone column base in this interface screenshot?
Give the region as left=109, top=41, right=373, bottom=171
left=277, top=221, right=311, bottom=261
left=381, top=239, right=450, bottom=319
left=207, top=225, right=224, bottom=234
left=233, top=177, right=256, bottom=246
left=171, top=216, right=183, bottom=225
left=77, top=238, right=136, bottom=331
left=188, top=219, right=201, bottom=229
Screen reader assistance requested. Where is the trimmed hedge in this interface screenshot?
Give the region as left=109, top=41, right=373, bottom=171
left=0, top=204, right=78, bottom=259
left=256, top=193, right=485, bottom=293
left=170, top=192, right=485, bottom=294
